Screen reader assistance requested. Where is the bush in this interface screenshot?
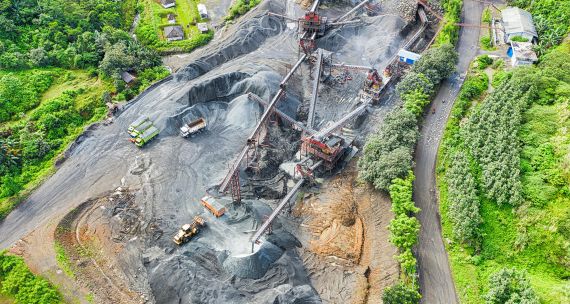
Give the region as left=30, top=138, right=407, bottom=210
left=480, top=35, right=493, bottom=50
left=482, top=7, right=492, bottom=23
left=484, top=268, right=539, bottom=304
left=476, top=55, right=493, bottom=70
left=382, top=283, right=421, bottom=304
left=0, top=252, right=62, bottom=303
left=225, top=0, right=262, bottom=21
left=459, top=72, right=488, bottom=100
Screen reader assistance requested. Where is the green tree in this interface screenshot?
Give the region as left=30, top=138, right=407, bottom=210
left=402, top=89, right=430, bottom=116
left=359, top=109, right=419, bottom=190
left=389, top=173, right=419, bottom=216
left=389, top=214, right=420, bottom=251
left=397, top=72, right=435, bottom=97
left=412, top=43, right=458, bottom=84
left=484, top=268, right=539, bottom=304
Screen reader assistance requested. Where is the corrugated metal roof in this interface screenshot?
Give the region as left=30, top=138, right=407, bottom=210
left=164, top=26, right=184, bottom=38
left=501, top=7, right=537, bottom=37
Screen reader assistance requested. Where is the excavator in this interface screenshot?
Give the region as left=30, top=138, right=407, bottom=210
left=173, top=216, right=206, bottom=245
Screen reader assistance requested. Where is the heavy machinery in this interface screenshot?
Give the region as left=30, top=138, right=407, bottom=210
left=132, top=125, right=159, bottom=147
left=200, top=195, right=226, bottom=217
left=129, top=119, right=153, bottom=138
left=127, top=116, right=149, bottom=135
left=361, top=68, right=391, bottom=102
left=268, top=0, right=370, bottom=54
left=302, top=135, right=351, bottom=170
left=173, top=216, right=206, bottom=245
left=180, top=117, right=207, bottom=138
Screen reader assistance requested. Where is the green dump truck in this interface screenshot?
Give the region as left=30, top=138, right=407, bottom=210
left=129, top=119, right=154, bottom=138
left=132, top=125, right=159, bottom=147
left=128, top=116, right=149, bottom=136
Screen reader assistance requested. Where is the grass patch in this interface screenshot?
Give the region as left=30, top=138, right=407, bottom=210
left=225, top=0, right=261, bottom=21
left=0, top=69, right=109, bottom=220
left=54, top=242, right=74, bottom=279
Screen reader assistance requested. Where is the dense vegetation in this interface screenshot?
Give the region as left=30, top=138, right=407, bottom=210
left=0, top=0, right=164, bottom=83
left=136, top=0, right=214, bottom=54
left=359, top=42, right=459, bottom=303
left=0, top=0, right=176, bottom=219
left=0, top=70, right=109, bottom=219
left=359, top=44, right=458, bottom=190
left=437, top=0, right=463, bottom=45
left=225, top=0, right=261, bottom=21
left=388, top=174, right=420, bottom=284
left=0, top=252, right=61, bottom=303
left=508, top=0, right=570, bottom=55
left=438, top=43, right=570, bottom=303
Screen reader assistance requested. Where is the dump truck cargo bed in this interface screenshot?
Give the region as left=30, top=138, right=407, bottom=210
left=180, top=117, right=207, bottom=137
left=200, top=195, right=226, bottom=217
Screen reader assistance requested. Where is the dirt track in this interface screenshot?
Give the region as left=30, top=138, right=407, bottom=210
left=413, top=0, right=485, bottom=303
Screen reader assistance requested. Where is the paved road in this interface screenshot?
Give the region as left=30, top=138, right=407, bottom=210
left=413, top=0, right=485, bottom=303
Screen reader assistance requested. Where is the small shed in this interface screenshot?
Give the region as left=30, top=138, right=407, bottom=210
left=121, top=71, right=136, bottom=84
left=167, top=13, right=176, bottom=24
left=164, top=25, right=184, bottom=41
left=501, top=7, right=538, bottom=43
left=197, top=4, right=208, bottom=19
left=398, top=49, right=421, bottom=64
left=197, top=22, right=208, bottom=33
left=510, top=41, right=538, bottom=67
left=161, top=0, right=176, bottom=9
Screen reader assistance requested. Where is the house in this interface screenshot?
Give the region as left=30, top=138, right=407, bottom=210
left=161, top=0, right=175, bottom=9
left=121, top=71, right=136, bottom=84
left=197, top=22, right=208, bottom=34
left=164, top=25, right=184, bottom=41
left=398, top=49, right=421, bottom=65
left=501, top=7, right=538, bottom=43
left=197, top=4, right=208, bottom=19
left=167, top=13, right=176, bottom=24
left=510, top=41, right=538, bottom=67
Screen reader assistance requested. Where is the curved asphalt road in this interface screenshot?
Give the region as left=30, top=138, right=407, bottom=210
left=413, top=0, right=487, bottom=303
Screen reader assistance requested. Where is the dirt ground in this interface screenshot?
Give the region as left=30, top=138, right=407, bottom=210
left=290, top=162, right=398, bottom=304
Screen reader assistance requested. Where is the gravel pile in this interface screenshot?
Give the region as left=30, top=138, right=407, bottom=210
left=395, top=0, right=419, bottom=22
left=223, top=241, right=284, bottom=279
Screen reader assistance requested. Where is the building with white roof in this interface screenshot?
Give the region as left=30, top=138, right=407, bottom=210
left=501, top=7, right=538, bottom=43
